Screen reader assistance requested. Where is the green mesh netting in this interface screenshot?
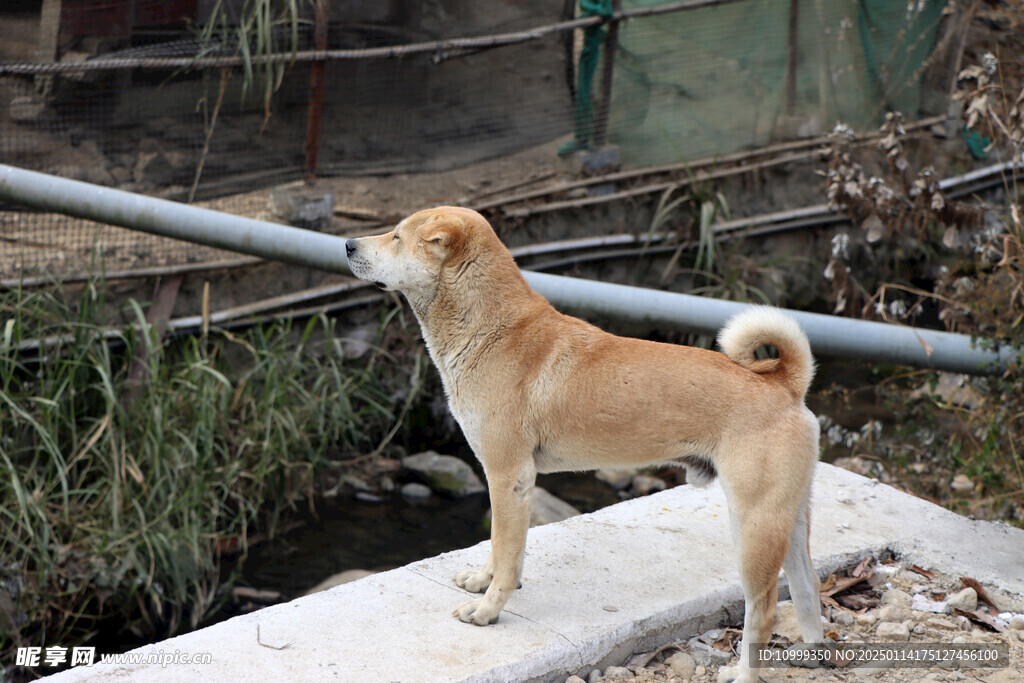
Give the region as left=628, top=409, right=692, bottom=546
left=584, top=0, right=945, bottom=165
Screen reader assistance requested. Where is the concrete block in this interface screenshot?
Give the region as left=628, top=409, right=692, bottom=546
left=40, top=464, right=1024, bottom=682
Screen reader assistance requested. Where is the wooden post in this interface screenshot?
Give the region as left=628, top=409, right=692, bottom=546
left=304, top=0, right=330, bottom=182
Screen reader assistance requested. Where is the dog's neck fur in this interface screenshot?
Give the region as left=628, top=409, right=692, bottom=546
left=410, top=239, right=546, bottom=382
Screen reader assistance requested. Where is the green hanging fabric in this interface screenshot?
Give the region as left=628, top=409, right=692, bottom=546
left=961, top=125, right=992, bottom=160
left=559, top=0, right=614, bottom=155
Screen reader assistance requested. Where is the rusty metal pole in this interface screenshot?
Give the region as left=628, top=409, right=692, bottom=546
left=304, top=0, right=330, bottom=182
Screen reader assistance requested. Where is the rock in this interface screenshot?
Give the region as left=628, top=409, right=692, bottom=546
left=596, top=468, right=635, bottom=491
left=925, top=614, right=962, bottom=643
left=833, top=610, right=855, bottom=627
left=773, top=601, right=803, bottom=641
left=587, top=669, right=601, bottom=683
left=529, top=487, right=581, bottom=527
left=855, top=611, right=878, bottom=627
left=402, top=451, right=485, bottom=496
left=946, top=587, right=978, bottom=612
left=342, top=474, right=371, bottom=491
left=951, top=474, right=975, bottom=493
left=880, top=588, right=913, bottom=608
left=50, top=163, right=115, bottom=187
left=695, top=665, right=706, bottom=676
left=482, top=487, right=581, bottom=531
left=875, top=621, right=910, bottom=641
left=786, top=642, right=822, bottom=669
left=878, top=604, right=908, bottom=622
left=665, top=651, right=696, bottom=678
left=133, top=150, right=188, bottom=187
left=603, top=666, right=631, bottom=678
left=8, top=96, right=49, bottom=123
left=1008, top=615, right=1024, bottom=630
left=60, top=50, right=104, bottom=83
left=269, top=188, right=334, bottom=231
left=686, top=637, right=733, bottom=666
left=833, top=455, right=884, bottom=478
left=631, top=475, right=667, bottom=496
left=911, top=593, right=949, bottom=613
left=303, top=569, right=374, bottom=595
left=400, top=482, right=432, bottom=501
left=565, top=677, right=586, bottom=683
left=558, top=145, right=620, bottom=177
left=924, top=616, right=958, bottom=631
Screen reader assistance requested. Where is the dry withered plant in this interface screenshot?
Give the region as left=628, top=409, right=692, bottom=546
left=818, top=51, right=1023, bottom=525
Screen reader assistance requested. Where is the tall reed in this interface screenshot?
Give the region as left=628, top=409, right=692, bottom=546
left=1, top=276, right=402, bottom=655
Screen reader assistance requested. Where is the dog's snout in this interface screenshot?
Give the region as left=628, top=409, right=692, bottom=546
left=345, top=239, right=356, bottom=257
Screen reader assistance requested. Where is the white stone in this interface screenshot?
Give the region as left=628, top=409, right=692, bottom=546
left=773, top=601, right=803, bottom=641
left=665, top=651, right=696, bottom=678
left=603, top=665, right=631, bottom=678
left=878, top=604, right=907, bottom=622
left=880, top=588, right=913, bottom=608
left=946, top=587, right=978, bottom=612
left=529, top=487, right=581, bottom=527
left=911, top=593, right=949, bottom=613
left=875, top=621, right=910, bottom=640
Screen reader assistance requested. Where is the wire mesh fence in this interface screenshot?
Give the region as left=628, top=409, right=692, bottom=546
left=0, top=0, right=962, bottom=282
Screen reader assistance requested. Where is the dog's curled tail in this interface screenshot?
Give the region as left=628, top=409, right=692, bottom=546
left=717, top=306, right=815, bottom=399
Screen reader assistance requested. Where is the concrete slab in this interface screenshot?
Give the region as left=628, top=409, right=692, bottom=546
left=40, top=464, right=1024, bottom=682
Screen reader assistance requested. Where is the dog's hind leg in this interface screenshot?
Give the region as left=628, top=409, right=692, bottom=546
left=717, top=455, right=806, bottom=683
left=453, top=449, right=536, bottom=626
left=782, top=495, right=824, bottom=644
left=719, top=526, right=788, bottom=682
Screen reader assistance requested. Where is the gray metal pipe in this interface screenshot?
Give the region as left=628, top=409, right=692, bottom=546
left=0, top=165, right=351, bottom=274
left=523, top=272, right=1017, bottom=374
left=0, top=164, right=1017, bottom=374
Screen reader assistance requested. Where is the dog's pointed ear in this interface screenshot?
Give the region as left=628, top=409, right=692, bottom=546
left=416, top=216, right=467, bottom=260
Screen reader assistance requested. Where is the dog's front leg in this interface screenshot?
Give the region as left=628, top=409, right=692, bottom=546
left=453, top=455, right=536, bottom=626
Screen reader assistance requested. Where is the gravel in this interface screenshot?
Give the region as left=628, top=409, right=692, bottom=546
left=581, top=560, right=1024, bottom=683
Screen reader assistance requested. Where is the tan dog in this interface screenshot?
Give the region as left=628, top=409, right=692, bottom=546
left=345, top=207, right=824, bottom=683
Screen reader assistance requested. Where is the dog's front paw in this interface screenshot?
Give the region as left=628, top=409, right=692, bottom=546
left=454, top=568, right=492, bottom=593
left=716, top=664, right=755, bottom=683
left=452, top=597, right=500, bottom=625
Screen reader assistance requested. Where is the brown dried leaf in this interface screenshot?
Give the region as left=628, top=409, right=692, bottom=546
left=837, top=592, right=880, bottom=611
left=822, top=570, right=873, bottom=598
left=909, top=565, right=935, bottom=580
left=713, top=628, right=742, bottom=653
left=852, top=557, right=872, bottom=578
left=820, top=594, right=842, bottom=611
left=952, top=607, right=1007, bottom=633
left=914, top=331, right=935, bottom=358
